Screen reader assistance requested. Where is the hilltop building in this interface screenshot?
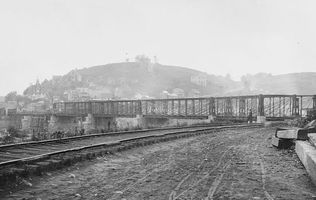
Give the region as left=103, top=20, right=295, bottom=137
left=69, top=69, right=82, bottom=82
left=27, top=79, right=46, bottom=101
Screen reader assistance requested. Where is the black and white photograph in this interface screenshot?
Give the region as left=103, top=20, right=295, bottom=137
left=1, top=0, right=316, bottom=199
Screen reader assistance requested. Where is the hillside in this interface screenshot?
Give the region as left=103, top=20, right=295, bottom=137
left=240, top=72, right=316, bottom=95
left=23, top=62, right=237, bottom=100
left=22, top=62, right=316, bottom=102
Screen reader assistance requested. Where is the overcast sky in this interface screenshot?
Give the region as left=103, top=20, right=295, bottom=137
left=1, top=0, right=316, bottom=96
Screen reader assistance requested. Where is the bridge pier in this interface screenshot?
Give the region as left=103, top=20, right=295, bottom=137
left=292, top=95, right=300, bottom=116
left=257, top=94, right=266, bottom=123
left=48, top=115, right=60, bottom=133
left=83, top=114, right=96, bottom=133
left=224, top=98, right=233, bottom=116
left=21, top=116, right=32, bottom=131
left=82, top=114, right=119, bottom=133
left=94, top=116, right=116, bottom=132
left=239, top=98, right=246, bottom=117
left=48, top=115, right=79, bottom=134
left=208, top=98, right=216, bottom=121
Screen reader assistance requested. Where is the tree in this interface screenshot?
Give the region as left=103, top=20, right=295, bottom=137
left=7, top=126, right=18, bottom=137
left=225, top=73, right=230, bottom=80
left=5, top=91, right=18, bottom=102
left=135, top=55, right=151, bottom=65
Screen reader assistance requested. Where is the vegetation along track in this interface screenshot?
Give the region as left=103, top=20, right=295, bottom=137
left=0, top=123, right=261, bottom=186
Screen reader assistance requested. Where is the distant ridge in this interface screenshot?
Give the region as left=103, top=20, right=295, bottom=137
left=240, top=72, right=316, bottom=95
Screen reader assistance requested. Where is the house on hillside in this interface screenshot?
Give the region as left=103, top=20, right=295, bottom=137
left=190, top=73, right=207, bottom=87
left=0, top=102, right=6, bottom=116
left=172, top=88, right=185, bottom=98
left=188, top=89, right=201, bottom=97
left=6, top=101, right=18, bottom=115
left=64, top=89, right=91, bottom=101
left=26, top=79, right=47, bottom=101
left=24, top=101, right=46, bottom=112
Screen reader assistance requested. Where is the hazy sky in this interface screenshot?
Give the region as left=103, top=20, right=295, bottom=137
left=1, top=0, right=316, bottom=96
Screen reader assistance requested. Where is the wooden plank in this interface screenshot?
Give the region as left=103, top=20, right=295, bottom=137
left=271, top=135, right=293, bottom=149
left=276, top=128, right=310, bottom=140
left=308, top=133, right=316, bottom=147
left=295, top=141, right=316, bottom=185
left=276, top=129, right=298, bottom=139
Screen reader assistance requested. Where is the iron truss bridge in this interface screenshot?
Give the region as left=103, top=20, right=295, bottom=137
left=33, top=94, right=316, bottom=121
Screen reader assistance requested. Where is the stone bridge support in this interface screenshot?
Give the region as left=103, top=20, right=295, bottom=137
left=83, top=114, right=95, bottom=133
left=208, top=97, right=216, bottom=121
left=48, top=115, right=79, bottom=133
left=239, top=98, right=246, bottom=117
left=292, top=95, right=300, bottom=116
left=257, top=94, right=266, bottom=123
left=92, top=115, right=116, bottom=132
left=224, top=98, right=232, bottom=116
left=21, top=116, right=32, bottom=131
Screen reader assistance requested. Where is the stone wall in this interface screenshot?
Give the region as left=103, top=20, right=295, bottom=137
left=48, top=115, right=80, bottom=133
left=0, top=116, right=23, bottom=130
left=93, top=116, right=115, bottom=132
left=116, top=117, right=141, bottom=130
left=21, top=116, right=32, bottom=131
left=46, top=114, right=216, bottom=134
left=0, top=116, right=10, bottom=130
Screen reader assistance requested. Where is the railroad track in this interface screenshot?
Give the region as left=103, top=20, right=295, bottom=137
left=0, top=123, right=262, bottom=185
left=0, top=123, right=234, bottom=165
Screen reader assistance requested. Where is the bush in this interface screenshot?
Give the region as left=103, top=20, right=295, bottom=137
left=31, top=133, right=40, bottom=141
left=7, top=126, right=18, bottom=137
left=2, top=135, right=14, bottom=144
left=290, top=117, right=307, bottom=128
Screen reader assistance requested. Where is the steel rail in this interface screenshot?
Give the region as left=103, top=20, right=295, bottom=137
left=0, top=123, right=229, bottom=149
left=0, top=124, right=261, bottom=168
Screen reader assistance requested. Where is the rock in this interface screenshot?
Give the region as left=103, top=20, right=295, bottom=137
left=75, top=193, right=81, bottom=198
left=305, top=120, right=316, bottom=128
left=69, top=173, right=76, bottom=178
left=309, top=133, right=316, bottom=147
left=114, top=191, right=123, bottom=194
left=272, top=135, right=293, bottom=149
left=295, top=141, right=316, bottom=185
left=21, top=179, right=32, bottom=187
left=276, top=128, right=310, bottom=140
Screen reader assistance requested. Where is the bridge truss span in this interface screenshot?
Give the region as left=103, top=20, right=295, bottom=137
left=52, top=94, right=316, bottom=120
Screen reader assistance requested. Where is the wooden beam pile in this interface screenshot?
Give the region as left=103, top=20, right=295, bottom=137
left=272, top=127, right=312, bottom=149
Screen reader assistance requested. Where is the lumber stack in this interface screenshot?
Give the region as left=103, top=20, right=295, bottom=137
left=272, top=125, right=316, bottom=185
left=272, top=127, right=314, bottom=148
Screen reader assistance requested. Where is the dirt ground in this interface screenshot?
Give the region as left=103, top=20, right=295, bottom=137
left=1, top=126, right=316, bottom=200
